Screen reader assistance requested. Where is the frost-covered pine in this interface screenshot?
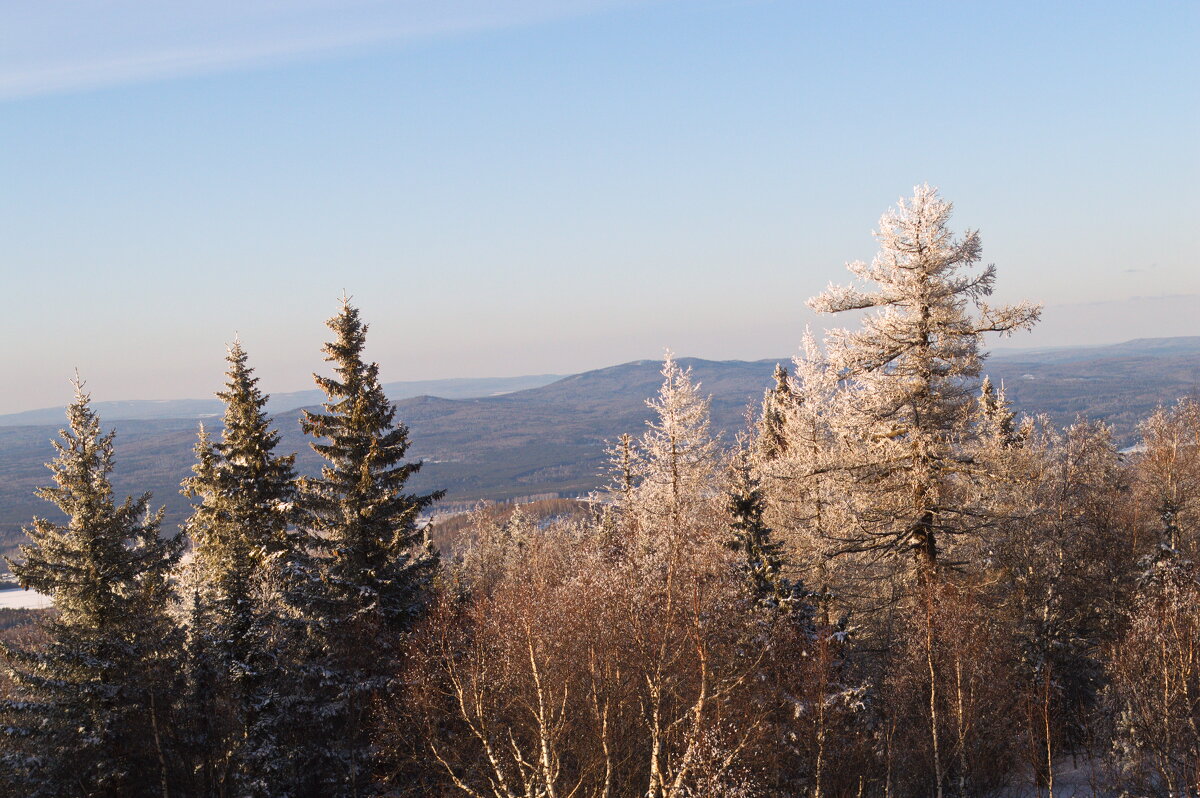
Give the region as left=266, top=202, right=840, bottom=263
left=606, top=432, right=640, bottom=499
left=180, top=340, right=302, bottom=796
left=297, top=298, right=444, bottom=795
left=0, top=382, right=183, bottom=798
left=752, top=330, right=843, bottom=601
left=774, top=331, right=840, bottom=505
left=1136, top=397, right=1200, bottom=554
left=754, top=363, right=793, bottom=463
left=627, top=352, right=719, bottom=543
left=968, top=376, right=1032, bottom=540
left=807, top=185, right=1040, bottom=573
left=977, top=376, right=1021, bottom=449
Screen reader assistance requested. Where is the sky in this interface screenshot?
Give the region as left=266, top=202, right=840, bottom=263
left=1, top=0, right=1197, bottom=414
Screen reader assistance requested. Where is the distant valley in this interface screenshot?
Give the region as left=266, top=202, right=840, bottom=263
left=1, top=337, right=1197, bottom=561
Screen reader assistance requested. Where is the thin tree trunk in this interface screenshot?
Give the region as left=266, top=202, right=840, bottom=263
left=814, top=634, right=827, bottom=798
left=149, top=691, right=172, bottom=798
left=1043, top=668, right=1055, bottom=798
left=955, top=653, right=967, bottom=797
left=926, top=590, right=944, bottom=798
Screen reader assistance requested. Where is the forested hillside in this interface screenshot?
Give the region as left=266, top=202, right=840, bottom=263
left=2, top=339, right=1197, bottom=562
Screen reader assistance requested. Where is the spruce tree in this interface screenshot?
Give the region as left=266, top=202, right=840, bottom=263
left=755, top=363, right=793, bottom=463
left=0, top=382, right=182, bottom=798
left=727, top=448, right=810, bottom=616
left=298, top=299, right=443, bottom=795
left=180, top=340, right=301, bottom=796
left=977, top=376, right=1020, bottom=448
left=631, top=352, right=718, bottom=537
left=176, top=589, right=224, bottom=797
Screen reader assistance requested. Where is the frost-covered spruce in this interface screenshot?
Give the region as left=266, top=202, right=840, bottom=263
left=0, top=382, right=183, bottom=798
left=755, top=330, right=841, bottom=587
left=976, top=376, right=1019, bottom=448
left=806, top=184, right=1040, bottom=574
left=754, top=363, right=793, bottom=464
left=297, top=298, right=443, bottom=795
left=599, top=353, right=719, bottom=555
left=180, top=340, right=302, bottom=796
left=631, top=352, right=719, bottom=536
left=1137, top=397, right=1200, bottom=553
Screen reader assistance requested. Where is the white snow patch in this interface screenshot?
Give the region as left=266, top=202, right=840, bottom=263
left=0, top=588, right=52, bottom=610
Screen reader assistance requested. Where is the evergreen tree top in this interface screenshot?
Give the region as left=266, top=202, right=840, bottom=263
left=215, top=340, right=285, bottom=457
left=302, top=300, right=408, bottom=468
left=298, top=299, right=443, bottom=631
left=7, top=379, right=181, bottom=629
left=771, top=362, right=789, bottom=392
left=183, top=339, right=298, bottom=588
left=2, top=380, right=182, bottom=798
left=807, top=184, right=1041, bottom=439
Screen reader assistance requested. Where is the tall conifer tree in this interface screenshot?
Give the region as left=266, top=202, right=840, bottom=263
left=630, top=352, right=718, bottom=538
left=807, top=185, right=1041, bottom=574
left=298, top=298, right=443, bottom=795
left=727, top=448, right=806, bottom=612
left=755, top=363, right=794, bottom=463
left=0, top=382, right=182, bottom=798
left=181, top=340, right=301, bottom=796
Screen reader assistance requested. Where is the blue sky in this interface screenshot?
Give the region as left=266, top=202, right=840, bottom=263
left=1, top=0, right=1197, bottom=414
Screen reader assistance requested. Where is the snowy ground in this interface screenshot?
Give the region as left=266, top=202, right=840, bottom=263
left=1000, top=760, right=1113, bottom=798
left=0, top=588, right=52, bottom=610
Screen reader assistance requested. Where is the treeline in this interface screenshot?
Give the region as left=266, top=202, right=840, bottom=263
left=2, top=186, right=1199, bottom=797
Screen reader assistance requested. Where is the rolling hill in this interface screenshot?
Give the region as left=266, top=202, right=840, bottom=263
left=1, top=338, right=1197, bottom=562
left=0, top=374, right=564, bottom=427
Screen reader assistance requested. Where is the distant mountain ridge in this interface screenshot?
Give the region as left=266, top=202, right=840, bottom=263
left=986, top=336, right=1200, bottom=436
left=993, top=336, right=1200, bottom=362
left=0, top=374, right=565, bottom=427
left=1, top=337, right=1197, bottom=561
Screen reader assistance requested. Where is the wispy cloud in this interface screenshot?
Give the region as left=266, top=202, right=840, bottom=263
left=0, top=0, right=649, bottom=100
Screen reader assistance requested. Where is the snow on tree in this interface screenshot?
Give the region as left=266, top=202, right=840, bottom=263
left=0, top=381, right=183, bottom=798
left=1136, top=397, right=1200, bottom=554
left=976, top=376, right=1022, bottom=449
left=781, top=187, right=1042, bottom=798
left=297, top=298, right=444, bottom=795
left=754, top=363, right=793, bottom=464
left=179, top=339, right=302, bottom=796
left=626, top=351, right=720, bottom=545
left=806, top=184, right=1041, bottom=574
left=597, top=431, right=642, bottom=545
left=606, top=432, right=640, bottom=501
left=755, top=330, right=843, bottom=597
left=1105, top=548, right=1200, bottom=795
left=726, top=447, right=809, bottom=614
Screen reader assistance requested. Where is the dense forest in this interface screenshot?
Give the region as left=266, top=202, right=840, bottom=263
left=2, top=186, right=1199, bottom=797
